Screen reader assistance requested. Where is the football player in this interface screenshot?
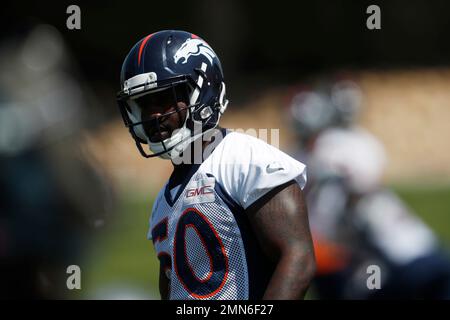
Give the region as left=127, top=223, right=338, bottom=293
left=289, top=80, right=450, bottom=299
left=116, top=30, right=316, bottom=300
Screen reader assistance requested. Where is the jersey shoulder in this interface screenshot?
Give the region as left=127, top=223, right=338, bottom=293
left=311, top=127, right=386, bottom=193
left=202, top=130, right=307, bottom=209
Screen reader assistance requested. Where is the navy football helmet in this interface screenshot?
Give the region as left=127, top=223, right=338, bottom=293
left=117, top=30, right=228, bottom=159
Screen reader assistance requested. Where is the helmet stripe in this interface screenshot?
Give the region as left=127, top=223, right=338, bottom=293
left=138, top=33, right=154, bottom=66
left=189, top=62, right=207, bottom=105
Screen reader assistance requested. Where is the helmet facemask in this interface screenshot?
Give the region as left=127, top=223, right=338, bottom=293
left=117, top=70, right=228, bottom=160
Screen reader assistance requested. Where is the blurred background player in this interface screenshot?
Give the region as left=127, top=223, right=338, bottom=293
left=288, top=77, right=450, bottom=299
left=0, top=24, right=115, bottom=299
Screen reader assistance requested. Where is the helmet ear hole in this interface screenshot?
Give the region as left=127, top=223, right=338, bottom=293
left=199, top=106, right=213, bottom=119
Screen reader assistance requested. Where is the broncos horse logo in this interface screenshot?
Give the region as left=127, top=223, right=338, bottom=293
left=174, top=38, right=216, bottom=65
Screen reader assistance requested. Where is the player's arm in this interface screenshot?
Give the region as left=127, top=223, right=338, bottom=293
left=246, top=179, right=316, bottom=300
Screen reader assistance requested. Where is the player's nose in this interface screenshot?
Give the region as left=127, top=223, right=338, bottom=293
left=141, top=105, right=163, bottom=120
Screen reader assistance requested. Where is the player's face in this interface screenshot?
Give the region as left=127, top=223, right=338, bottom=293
left=134, top=84, right=189, bottom=143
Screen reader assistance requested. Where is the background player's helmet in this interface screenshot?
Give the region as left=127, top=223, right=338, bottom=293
left=330, top=80, right=362, bottom=127
left=289, top=80, right=362, bottom=144
left=289, top=88, right=335, bottom=142
left=117, top=30, right=228, bottom=159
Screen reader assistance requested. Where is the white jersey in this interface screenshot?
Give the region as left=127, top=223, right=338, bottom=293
left=148, top=130, right=307, bottom=300
left=309, top=126, right=387, bottom=194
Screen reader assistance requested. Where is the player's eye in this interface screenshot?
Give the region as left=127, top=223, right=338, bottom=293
left=134, top=89, right=174, bottom=114
left=133, top=83, right=190, bottom=115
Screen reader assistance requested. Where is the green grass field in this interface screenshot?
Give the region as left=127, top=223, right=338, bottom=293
left=78, top=184, right=450, bottom=299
